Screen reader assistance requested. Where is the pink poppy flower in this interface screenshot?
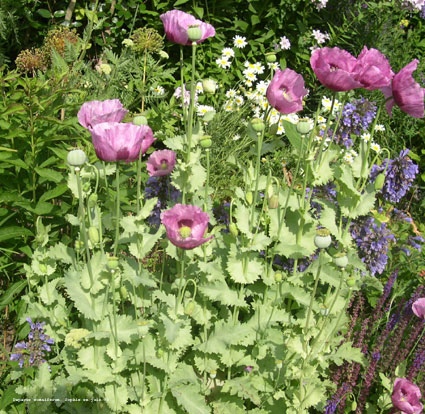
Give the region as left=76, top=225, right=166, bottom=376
left=89, top=122, right=155, bottom=163
left=353, top=46, right=394, bottom=90
left=266, top=69, right=308, bottom=114
left=78, top=99, right=128, bottom=129
left=391, top=378, right=423, bottom=414
left=381, top=59, right=425, bottom=119
left=310, top=47, right=363, bottom=91
left=161, top=204, right=213, bottom=250
left=412, top=298, right=425, bottom=319
left=147, top=150, right=176, bottom=177
left=160, top=10, right=215, bottom=46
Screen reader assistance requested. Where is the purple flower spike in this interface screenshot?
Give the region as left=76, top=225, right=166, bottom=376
left=412, top=298, right=425, bottom=319
left=161, top=204, right=213, bottom=250
left=147, top=150, right=176, bottom=177
left=89, top=122, right=155, bottom=163
left=160, top=10, right=215, bottom=46
left=78, top=99, right=128, bottom=129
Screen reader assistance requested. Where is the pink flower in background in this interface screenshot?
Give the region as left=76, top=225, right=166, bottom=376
left=310, top=47, right=363, bottom=91
left=412, top=298, right=425, bottom=319
left=161, top=204, right=213, bottom=250
left=391, top=378, right=423, bottom=414
left=353, top=46, right=394, bottom=90
left=266, top=69, right=308, bottom=114
left=89, top=122, right=155, bottom=163
left=78, top=99, right=128, bottom=129
left=160, top=10, right=215, bottom=46
left=381, top=59, right=425, bottom=118
left=147, top=150, right=176, bottom=177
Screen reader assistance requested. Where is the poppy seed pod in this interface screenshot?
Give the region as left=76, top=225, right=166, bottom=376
left=333, top=253, right=349, bottom=268
left=133, top=115, right=148, bottom=126
left=314, top=228, right=332, bottom=249
left=67, top=149, right=87, bottom=167
left=187, top=25, right=202, bottom=42
left=229, top=222, right=239, bottom=237
left=251, top=118, right=265, bottom=132
left=266, top=52, right=277, bottom=63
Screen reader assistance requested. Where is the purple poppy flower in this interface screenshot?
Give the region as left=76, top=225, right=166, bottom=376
left=161, top=204, right=213, bottom=250
left=353, top=46, right=394, bottom=90
left=160, top=10, right=215, bottom=46
left=147, top=150, right=176, bottom=177
left=391, top=378, right=423, bottom=414
left=266, top=69, right=308, bottom=114
left=310, top=47, right=363, bottom=91
left=77, top=99, right=128, bottom=129
left=412, top=298, right=425, bottom=319
left=381, top=59, right=425, bottom=118
left=89, top=122, right=155, bottom=163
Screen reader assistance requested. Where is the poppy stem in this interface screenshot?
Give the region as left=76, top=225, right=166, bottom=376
left=113, top=162, right=120, bottom=257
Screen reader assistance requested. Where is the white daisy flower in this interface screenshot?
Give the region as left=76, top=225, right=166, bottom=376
left=196, top=82, right=204, bottom=94
left=260, top=99, right=269, bottom=110
left=233, top=35, right=248, bottom=48
left=216, top=57, right=231, bottom=69
left=224, top=101, right=235, bottom=112
left=226, top=89, right=237, bottom=98
left=343, top=153, right=354, bottom=164
left=350, top=149, right=358, bottom=157
left=370, top=142, right=381, bottom=153
left=244, top=79, right=253, bottom=87
left=279, top=36, right=291, bottom=50
left=256, top=80, right=269, bottom=95
left=244, top=90, right=255, bottom=99
left=234, top=95, right=244, bottom=106
left=317, top=115, right=327, bottom=124
left=221, top=47, right=235, bottom=58
left=197, top=105, right=214, bottom=117
left=322, top=96, right=333, bottom=111
left=276, top=121, right=285, bottom=135
left=253, top=62, right=265, bottom=74
left=244, top=61, right=257, bottom=71
left=361, top=133, right=371, bottom=142
left=267, top=62, right=280, bottom=70
left=233, top=134, right=241, bottom=141
left=152, top=85, right=165, bottom=96
left=374, top=124, right=385, bottom=132
left=243, top=69, right=257, bottom=82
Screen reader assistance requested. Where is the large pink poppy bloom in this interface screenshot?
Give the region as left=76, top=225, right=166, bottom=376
left=310, top=47, right=363, bottom=91
left=381, top=59, right=425, bottom=119
left=89, top=122, right=155, bottom=163
left=353, top=46, right=394, bottom=90
left=147, top=150, right=176, bottom=177
left=391, top=378, right=423, bottom=414
left=412, top=298, right=425, bottom=319
left=161, top=204, right=213, bottom=250
left=77, top=99, right=128, bottom=129
left=266, top=69, right=308, bottom=114
left=160, top=10, right=215, bottom=46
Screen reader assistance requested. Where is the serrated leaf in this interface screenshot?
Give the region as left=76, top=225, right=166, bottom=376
left=227, top=245, right=263, bottom=284
left=327, top=341, right=365, bottom=366
left=234, top=201, right=252, bottom=236
left=49, top=242, right=75, bottom=265
left=171, top=384, right=210, bottom=414
left=282, top=120, right=302, bottom=153
left=164, top=135, right=185, bottom=151
left=311, top=149, right=338, bottom=186
left=244, top=232, right=271, bottom=252
left=199, top=280, right=246, bottom=307
left=340, top=183, right=376, bottom=219
left=104, top=382, right=129, bottom=411
left=222, top=377, right=261, bottom=406
left=159, top=315, right=193, bottom=350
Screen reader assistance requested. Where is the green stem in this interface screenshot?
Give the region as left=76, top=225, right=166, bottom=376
left=114, top=162, right=120, bottom=257
left=186, top=42, right=197, bottom=164
left=204, top=149, right=210, bottom=210
left=180, top=47, right=187, bottom=125
left=304, top=253, right=322, bottom=336
left=141, top=50, right=148, bottom=112
left=175, top=250, right=186, bottom=314
left=249, top=131, right=264, bottom=231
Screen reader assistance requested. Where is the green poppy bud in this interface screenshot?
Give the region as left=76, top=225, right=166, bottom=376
left=296, top=119, right=313, bottom=135
left=251, top=118, right=265, bottom=132
left=333, top=253, right=348, bottom=268
left=274, top=272, right=283, bottom=283
left=200, top=136, right=212, bottom=148
left=67, top=149, right=87, bottom=167
left=266, top=52, right=277, bottom=63
left=351, top=400, right=357, bottom=411
left=374, top=173, right=386, bottom=190
left=88, top=226, right=99, bottom=244
left=187, top=25, right=202, bottom=42
left=184, top=301, right=195, bottom=315
left=88, top=194, right=98, bottom=208
left=133, top=115, right=148, bottom=126
left=120, top=286, right=128, bottom=300
left=158, top=50, right=169, bottom=59
left=346, top=277, right=356, bottom=287
left=229, top=222, right=239, bottom=237
left=268, top=194, right=279, bottom=209
left=245, top=191, right=253, bottom=205
left=314, top=229, right=332, bottom=249
left=75, top=240, right=84, bottom=251
left=202, top=79, right=218, bottom=94
left=107, top=256, right=119, bottom=269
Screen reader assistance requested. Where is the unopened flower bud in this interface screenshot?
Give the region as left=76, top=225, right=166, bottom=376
left=200, top=136, right=212, bottom=148
left=88, top=194, right=98, bottom=208
left=157, top=348, right=164, bottom=357
left=346, top=277, right=356, bottom=287
left=251, top=118, right=265, bottom=132
left=229, top=222, right=239, bottom=237
left=202, top=79, right=218, bottom=94
left=88, top=226, right=99, bottom=244
left=179, top=226, right=192, bottom=239
left=374, top=173, right=386, bottom=191
left=133, top=115, right=148, bottom=126
left=268, top=194, right=279, bottom=209
left=184, top=301, right=195, bottom=315
left=314, top=228, right=331, bottom=249
left=120, top=286, right=129, bottom=299
left=274, top=272, right=283, bottom=283
left=245, top=191, right=253, bottom=205
left=75, top=240, right=84, bottom=251
left=333, top=253, right=348, bottom=268
left=158, top=50, right=169, bottom=59
left=107, top=256, right=119, bottom=269
left=296, top=119, right=313, bottom=135
left=266, top=52, right=277, bottom=63
left=67, top=149, right=87, bottom=167
left=187, top=25, right=202, bottom=42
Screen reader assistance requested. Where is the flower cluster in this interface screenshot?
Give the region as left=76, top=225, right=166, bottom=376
left=370, top=149, right=419, bottom=203
left=351, top=217, right=395, bottom=276
left=10, top=318, right=54, bottom=368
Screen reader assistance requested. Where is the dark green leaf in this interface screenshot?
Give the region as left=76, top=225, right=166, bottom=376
left=0, top=280, right=27, bottom=311
left=0, top=226, right=33, bottom=242
left=37, top=8, right=52, bottom=18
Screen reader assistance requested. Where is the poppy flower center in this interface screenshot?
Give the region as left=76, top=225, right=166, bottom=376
left=179, top=226, right=192, bottom=239
left=281, top=87, right=291, bottom=101
left=160, top=160, right=169, bottom=170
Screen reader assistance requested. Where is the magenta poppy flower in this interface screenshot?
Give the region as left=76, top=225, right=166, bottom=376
left=381, top=59, right=425, bottom=119
left=412, top=298, right=425, bottom=319
left=391, top=378, right=423, bottom=414
left=353, top=46, right=394, bottom=90
left=78, top=99, right=128, bottom=129
left=147, top=150, right=176, bottom=177
left=266, top=69, right=308, bottom=114
left=310, top=47, right=363, bottom=91
left=161, top=204, right=213, bottom=250
left=160, top=10, right=215, bottom=46
left=89, top=122, right=155, bottom=163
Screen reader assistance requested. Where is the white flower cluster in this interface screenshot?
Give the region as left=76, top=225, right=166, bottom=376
left=312, top=0, right=328, bottom=10
left=312, top=29, right=330, bottom=45
left=279, top=36, right=291, bottom=50
left=321, top=96, right=342, bottom=114
left=403, top=0, right=425, bottom=10
left=216, top=47, right=236, bottom=69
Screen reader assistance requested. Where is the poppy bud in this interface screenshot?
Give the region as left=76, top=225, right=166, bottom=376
left=274, top=272, right=283, bottom=283
left=229, top=222, right=239, bottom=237
left=268, top=194, right=279, bottom=209
left=374, top=173, right=386, bottom=190
left=120, top=286, right=128, bottom=299
left=202, top=79, right=218, bottom=94
left=184, top=301, right=195, bottom=315
left=88, top=194, right=98, bottom=208
left=346, top=277, right=356, bottom=287
left=251, top=118, right=265, bottom=132
left=245, top=191, right=253, bottom=205
left=200, top=136, right=212, bottom=148
left=88, top=226, right=99, bottom=244
left=107, top=256, right=119, bottom=269
left=75, top=240, right=84, bottom=251
left=133, top=115, right=148, bottom=126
